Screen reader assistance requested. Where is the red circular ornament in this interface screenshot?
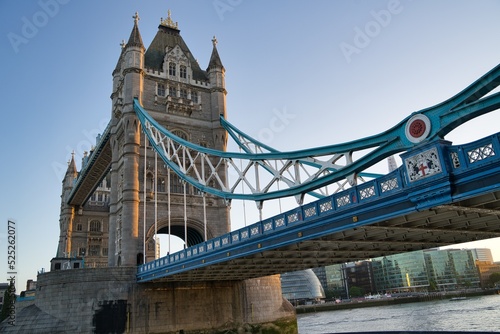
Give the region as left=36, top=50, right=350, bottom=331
left=409, top=119, right=426, bottom=138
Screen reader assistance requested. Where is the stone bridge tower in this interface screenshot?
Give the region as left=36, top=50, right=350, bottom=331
left=31, top=12, right=295, bottom=334
left=108, top=12, right=230, bottom=266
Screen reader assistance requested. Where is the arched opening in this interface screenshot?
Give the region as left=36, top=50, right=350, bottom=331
left=158, top=225, right=204, bottom=247
left=146, top=223, right=205, bottom=260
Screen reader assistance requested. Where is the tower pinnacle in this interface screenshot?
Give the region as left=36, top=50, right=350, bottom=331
left=126, top=12, right=144, bottom=48
left=160, top=9, right=178, bottom=29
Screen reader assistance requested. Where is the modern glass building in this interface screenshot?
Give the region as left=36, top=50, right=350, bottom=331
left=371, top=248, right=481, bottom=293
left=308, top=248, right=486, bottom=299
left=425, top=249, right=480, bottom=290
left=372, top=251, right=429, bottom=293
left=280, top=269, right=325, bottom=304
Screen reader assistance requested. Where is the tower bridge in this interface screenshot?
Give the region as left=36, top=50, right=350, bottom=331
left=5, top=10, right=500, bottom=334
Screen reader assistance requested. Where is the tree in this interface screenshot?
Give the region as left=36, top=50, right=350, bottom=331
left=488, top=272, right=500, bottom=287
left=349, top=286, right=365, bottom=298
left=0, top=282, right=16, bottom=323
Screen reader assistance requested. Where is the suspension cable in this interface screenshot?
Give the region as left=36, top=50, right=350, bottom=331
left=143, top=131, right=147, bottom=264
left=183, top=149, right=187, bottom=248
left=154, top=150, right=158, bottom=259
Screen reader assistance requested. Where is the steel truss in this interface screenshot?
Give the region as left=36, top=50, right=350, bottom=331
left=133, top=63, right=500, bottom=204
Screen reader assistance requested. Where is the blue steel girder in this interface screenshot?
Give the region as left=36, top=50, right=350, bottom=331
left=220, top=115, right=382, bottom=200
left=133, top=62, right=500, bottom=202
left=137, top=132, right=500, bottom=282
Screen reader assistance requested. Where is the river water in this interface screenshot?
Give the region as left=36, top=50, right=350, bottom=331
left=297, top=294, right=500, bottom=333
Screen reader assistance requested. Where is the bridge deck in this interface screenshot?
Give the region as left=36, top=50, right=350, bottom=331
left=138, top=134, right=500, bottom=282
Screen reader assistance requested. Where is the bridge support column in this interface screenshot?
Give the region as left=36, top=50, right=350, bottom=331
left=9, top=269, right=297, bottom=333
left=130, top=274, right=297, bottom=333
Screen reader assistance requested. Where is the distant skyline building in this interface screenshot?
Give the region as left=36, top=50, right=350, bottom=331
left=318, top=247, right=491, bottom=297
left=470, top=248, right=494, bottom=263
left=280, top=269, right=325, bottom=304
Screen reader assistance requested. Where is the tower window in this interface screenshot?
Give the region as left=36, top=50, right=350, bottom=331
left=180, top=65, right=187, bottom=79
left=76, top=223, right=82, bottom=231
left=170, top=174, right=183, bottom=194
left=89, top=220, right=101, bottom=232
left=169, top=87, right=177, bottom=97
left=89, top=245, right=100, bottom=257
left=157, top=177, right=165, bottom=192
left=180, top=89, right=187, bottom=99
left=157, top=84, right=165, bottom=96
left=169, top=62, right=176, bottom=76
left=191, top=91, right=198, bottom=103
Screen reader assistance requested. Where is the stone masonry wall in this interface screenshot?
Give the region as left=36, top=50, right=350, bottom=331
left=35, top=267, right=135, bottom=332
left=2, top=267, right=296, bottom=333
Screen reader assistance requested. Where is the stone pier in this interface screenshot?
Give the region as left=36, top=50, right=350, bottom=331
left=0, top=267, right=297, bottom=333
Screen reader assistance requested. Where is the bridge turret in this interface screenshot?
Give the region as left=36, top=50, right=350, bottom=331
left=207, top=36, right=227, bottom=151
left=108, top=13, right=145, bottom=267
left=122, top=12, right=145, bottom=106
left=56, top=153, right=78, bottom=258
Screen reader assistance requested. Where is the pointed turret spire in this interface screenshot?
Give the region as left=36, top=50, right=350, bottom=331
left=66, top=152, right=78, bottom=177
left=207, top=35, right=224, bottom=70
left=126, top=12, right=144, bottom=48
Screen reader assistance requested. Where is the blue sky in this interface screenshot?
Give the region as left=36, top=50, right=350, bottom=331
left=1, top=0, right=500, bottom=291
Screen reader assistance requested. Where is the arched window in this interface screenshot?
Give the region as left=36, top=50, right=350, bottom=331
left=172, top=129, right=188, bottom=141
left=76, top=223, right=83, bottom=231
left=180, top=65, right=187, bottom=78
left=169, top=62, right=176, bottom=76
left=89, top=220, right=101, bottom=232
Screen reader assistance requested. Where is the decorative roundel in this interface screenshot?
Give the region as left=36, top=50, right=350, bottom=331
left=405, top=114, right=431, bottom=144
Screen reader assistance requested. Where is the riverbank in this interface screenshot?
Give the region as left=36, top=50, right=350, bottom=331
left=295, top=289, right=499, bottom=314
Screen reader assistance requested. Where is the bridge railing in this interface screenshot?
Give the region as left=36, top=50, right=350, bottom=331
left=137, top=132, right=500, bottom=280
left=447, top=134, right=500, bottom=172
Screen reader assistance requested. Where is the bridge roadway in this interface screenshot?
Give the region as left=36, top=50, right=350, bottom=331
left=137, top=134, right=500, bottom=282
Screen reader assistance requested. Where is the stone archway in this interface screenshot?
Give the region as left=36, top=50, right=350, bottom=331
left=144, top=218, right=213, bottom=261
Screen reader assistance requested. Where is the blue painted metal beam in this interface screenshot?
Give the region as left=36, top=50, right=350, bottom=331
left=137, top=132, right=500, bottom=282
left=133, top=62, right=500, bottom=202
